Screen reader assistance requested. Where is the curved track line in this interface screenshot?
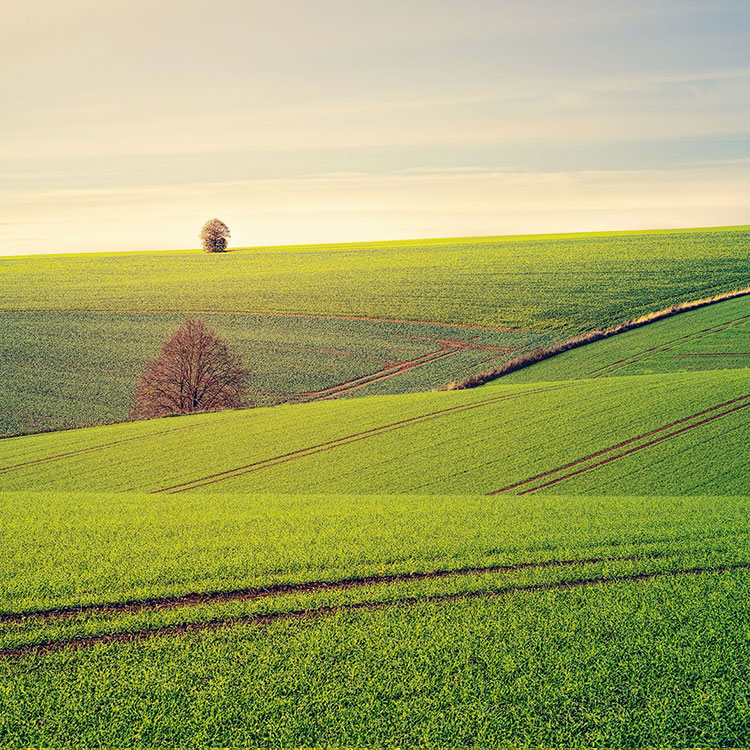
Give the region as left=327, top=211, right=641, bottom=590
left=305, top=345, right=460, bottom=399
left=151, top=382, right=574, bottom=494
left=0, top=553, right=656, bottom=624
left=310, top=346, right=463, bottom=400
left=489, top=394, right=750, bottom=495
left=2, top=562, right=747, bottom=660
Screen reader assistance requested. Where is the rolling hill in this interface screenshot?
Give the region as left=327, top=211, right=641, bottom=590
left=2, top=225, right=748, bottom=436
left=1, top=231, right=748, bottom=747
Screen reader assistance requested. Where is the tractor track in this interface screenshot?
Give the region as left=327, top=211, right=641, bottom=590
left=2, top=562, right=747, bottom=660
left=0, top=552, right=659, bottom=625
left=151, top=381, right=575, bottom=494
left=489, top=393, right=750, bottom=495
left=0, top=422, right=204, bottom=475
left=588, top=314, right=750, bottom=378
left=304, top=345, right=462, bottom=400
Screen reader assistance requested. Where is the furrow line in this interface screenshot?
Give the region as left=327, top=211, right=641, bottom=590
left=488, top=393, right=750, bottom=495
left=2, top=562, right=747, bottom=660
left=589, top=315, right=750, bottom=378
left=311, top=346, right=463, bottom=400
left=0, top=553, right=658, bottom=624
left=152, top=382, right=574, bottom=494
left=0, top=422, right=203, bottom=475
left=515, top=400, right=750, bottom=495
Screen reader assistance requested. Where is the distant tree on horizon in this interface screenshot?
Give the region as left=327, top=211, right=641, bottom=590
left=130, top=317, right=249, bottom=420
left=199, top=218, right=231, bottom=253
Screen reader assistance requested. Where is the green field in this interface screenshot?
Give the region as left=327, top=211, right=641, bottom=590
left=0, top=311, right=535, bottom=436
left=2, top=367, right=748, bottom=496
left=498, top=292, right=750, bottom=384
left=1, top=492, right=748, bottom=746
left=3, top=229, right=750, bottom=746
left=1, top=225, right=748, bottom=436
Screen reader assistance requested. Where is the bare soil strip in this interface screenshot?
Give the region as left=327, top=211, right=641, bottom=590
left=0, top=553, right=657, bottom=625
left=2, top=562, right=747, bottom=660
left=489, top=394, right=750, bottom=495
left=0, top=422, right=202, bottom=475
left=491, top=396, right=750, bottom=496
left=151, top=382, right=574, bottom=494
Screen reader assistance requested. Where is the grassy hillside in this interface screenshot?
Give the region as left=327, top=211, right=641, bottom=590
left=496, top=291, right=750, bottom=384
left=2, top=369, right=748, bottom=496
left=1, top=225, right=748, bottom=436
left=3, top=227, right=749, bottom=330
left=1, top=491, right=748, bottom=746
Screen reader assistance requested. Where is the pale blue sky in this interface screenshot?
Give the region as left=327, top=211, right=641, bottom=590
left=2, top=0, right=749, bottom=253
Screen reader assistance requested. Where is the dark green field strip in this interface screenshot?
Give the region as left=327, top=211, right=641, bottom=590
left=2, top=562, right=748, bottom=661
left=0, top=553, right=660, bottom=625
left=1, top=310, right=536, bottom=437
left=151, top=382, right=574, bottom=494
left=489, top=393, right=750, bottom=496
left=588, top=313, right=750, bottom=378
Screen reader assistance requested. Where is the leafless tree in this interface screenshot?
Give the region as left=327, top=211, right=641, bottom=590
left=131, top=318, right=249, bottom=419
left=199, top=218, right=231, bottom=253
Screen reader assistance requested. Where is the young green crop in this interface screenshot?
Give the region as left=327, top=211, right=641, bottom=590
left=0, top=311, right=534, bottom=437
left=1, top=569, right=748, bottom=747
left=2, top=369, right=748, bottom=496
left=498, top=293, right=750, bottom=385
left=2, top=490, right=749, bottom=614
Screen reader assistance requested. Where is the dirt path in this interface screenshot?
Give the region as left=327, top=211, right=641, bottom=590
left=489, top=394, right=750, bottom=495
left=2, top=561, right=747, bottom=660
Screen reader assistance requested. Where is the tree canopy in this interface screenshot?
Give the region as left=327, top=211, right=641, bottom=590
left=131, top=317, right=249, bottom=419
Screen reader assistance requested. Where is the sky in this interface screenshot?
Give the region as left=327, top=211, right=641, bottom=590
left=1, top=0, right=749, bottom=254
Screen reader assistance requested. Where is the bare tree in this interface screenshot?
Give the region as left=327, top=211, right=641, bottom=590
left=131, top=318, right=249, bottom=419
left=199, top=218, right=231, bottom=253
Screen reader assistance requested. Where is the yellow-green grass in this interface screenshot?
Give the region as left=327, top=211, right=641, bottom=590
left=2, top=226, right=748, bottom=330
left=3, top=490, right=748, bottom=616
left=495, top=291, right=750, bottom=385
left=0, top=490, right=748, bottom=746
left=2, top=369, right=748, bottom=496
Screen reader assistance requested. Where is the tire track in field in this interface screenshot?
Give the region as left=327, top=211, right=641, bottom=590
left=588, top=315, right=750, bottom=378
left=151, top=382, right=575, bottom=494
left=304, top=345, right=462, bottom=400
left=489, top=394, right=750, bottom=496
left=0, top=422, right=204, bottom=476
left=0, top=553, right=658, bottom=624
left=2, top=562, right=747, bottom=660
left=305, top=340, right=516, bottom=401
